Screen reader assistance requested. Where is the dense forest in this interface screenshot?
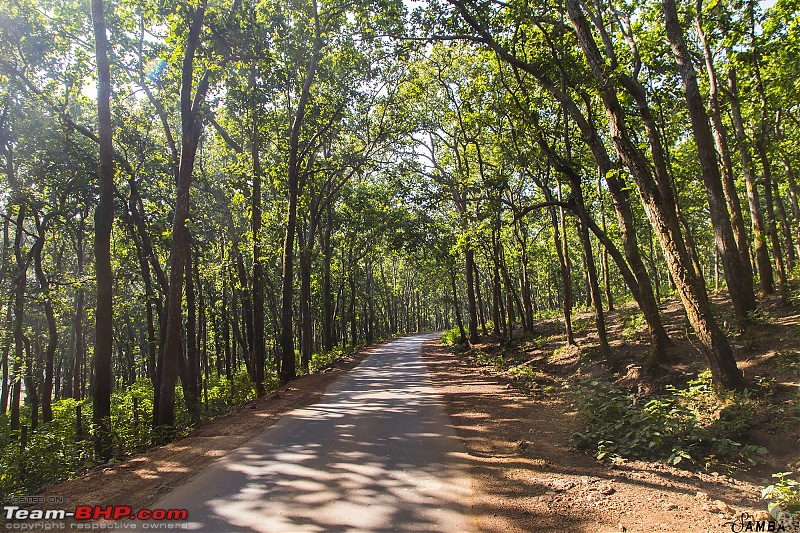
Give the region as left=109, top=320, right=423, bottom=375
left=0, top=0, right=799, bottom=501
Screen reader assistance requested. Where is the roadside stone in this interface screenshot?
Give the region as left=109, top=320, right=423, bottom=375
left=713, top=499, right=732, bottom=515
left=586, top=491, right=606, bottom=504
left=550, top=479, right=575, bottom=492
left=598, top=483, right=615, bottom=495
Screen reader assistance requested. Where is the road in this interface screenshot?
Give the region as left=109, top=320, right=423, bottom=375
left=146, top=334, right=474, bottom=532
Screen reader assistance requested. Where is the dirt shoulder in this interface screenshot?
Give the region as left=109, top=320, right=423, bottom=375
left=422, top=339, right=766, bottom=533
left=37, top=343, right=385, bottom=512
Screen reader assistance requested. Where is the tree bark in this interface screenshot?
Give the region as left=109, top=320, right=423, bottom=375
left=728, top=63, right=774, bottom=295
left=465, top=249, right=479, bottom=343
left=661, top=0, right=757, bottom=326
left=695, top=9, right=752, bottom=279
left=91, top=0, right=115, bottom=461
left=566, top=0, right=743, bottom=389
left=321, top=205, right=334, bottom=352
left=279, top=0, right=321, bottom=383
left=184, top=244, right=200, bottom=424
left=782, top=156, right=800, bottom=262
left=32, top=218, right=56, bottom=423
left=251, top=112, right=266, bottom=394
left=156, top=1, right=209, bottom=429
left=11, top=206, right=27, bottom=432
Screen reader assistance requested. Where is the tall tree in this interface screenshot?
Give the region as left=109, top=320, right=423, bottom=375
left=90, top=0, right=115, bottom=461
left=155, top=0, right=211, bottom=429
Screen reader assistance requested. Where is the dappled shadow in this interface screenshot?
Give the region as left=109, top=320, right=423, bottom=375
left=140, top=335, right=473, bottom=532
left=422, top=340, right=764, bottom=532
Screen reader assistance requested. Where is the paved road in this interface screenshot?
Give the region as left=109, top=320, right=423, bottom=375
left=147, top=334, right=473, bottom=532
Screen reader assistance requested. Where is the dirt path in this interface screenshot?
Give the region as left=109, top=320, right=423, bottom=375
left=422, top=339, right=766, bottom=533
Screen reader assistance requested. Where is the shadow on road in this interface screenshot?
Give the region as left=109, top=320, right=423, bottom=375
left=147, top=335, right=473, bottom=532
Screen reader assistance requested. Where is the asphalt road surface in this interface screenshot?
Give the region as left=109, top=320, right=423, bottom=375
left=146, top=334, right=474, bottom=532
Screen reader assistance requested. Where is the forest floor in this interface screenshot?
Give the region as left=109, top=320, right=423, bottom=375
left=423, top=287, right=800, bottom=532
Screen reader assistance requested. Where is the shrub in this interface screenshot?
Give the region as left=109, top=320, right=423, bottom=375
left=440, top=327, right=466, bottom=346
left=762, top=472, right=800, bottom=520
left=572, top=372, right=765, bottom=468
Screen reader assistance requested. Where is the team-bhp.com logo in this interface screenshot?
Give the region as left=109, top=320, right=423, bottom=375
left=5, top=505, right=188, bottom=522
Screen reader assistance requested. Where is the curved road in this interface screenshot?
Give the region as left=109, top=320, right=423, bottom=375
left=147, top=334, right=474, bottom=532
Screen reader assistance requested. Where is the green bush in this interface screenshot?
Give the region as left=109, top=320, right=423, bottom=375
left=572, top=372, right=766, bottom=468
left=762, top=472, right=800, bottom=520
left=440, top=327, right=466, bottom=346
left=205, top=369, right=258, bottom=414
left=619, top=308, right=647, bottom=342
left=0, top=401, right=93, bottom=501
left=475, top=350, right=504, bottom=368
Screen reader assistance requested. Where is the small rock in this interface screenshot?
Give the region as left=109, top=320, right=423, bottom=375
left=713, top=500, right=733, bottom=515
left=696, top=491, right=710, bottom=501
left=662, top=502, right=678, bottom=511
left=551, top=479, right=575, bottom=492
left=597, top=483, right=615, bottom=495
left=586, top=492, right=606, bottom=504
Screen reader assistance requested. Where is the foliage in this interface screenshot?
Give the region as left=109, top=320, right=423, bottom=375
left=572, top=372, right=766, bottom=468
left=506, top=364, right=537, bottom=380
left=440, top=327, right=466, bottom=346
left=762, top=472, right=800, bottom=520
left=475, top=350, right=505, bottom=368
left=0, top=403, right=93, bottom=501
left=619, top=308, right=647, bottom=342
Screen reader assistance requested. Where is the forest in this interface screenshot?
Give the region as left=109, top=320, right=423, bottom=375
left=0, top=0, right=799, bottom=509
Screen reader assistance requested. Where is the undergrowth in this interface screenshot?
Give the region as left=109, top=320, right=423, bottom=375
left=0, top=368, right=257, bottom=502
left=572, top=371, right=766, bottom=469
left=762, top=472, right=800, bottom=520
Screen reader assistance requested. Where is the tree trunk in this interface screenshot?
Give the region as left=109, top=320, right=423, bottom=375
left=566, top=0, right=744, bottom=389
left=598, top=177, right=614, bottom=311
left=184, top=245, right=200, bottom=424
left=91, top=0, right=115, bottom=460
left=450, top=271, right=467, bottom=342
left=563, top=176, right=610, bottom=356
left=774, top=180, right=794, bottom=272
left=280, top=0, right=320, bottom=383
left=321, top=205, right=334, bottom=352
left=251, top=114, right=266, bottom=394
left=299, top=245, right=313, bottom=371
left=695, top=11, right=753, bottom=279
left=11, top=206, right=27, bottom=433
left=662, top=0, right=757, bottom=326
left=32, top=221, right=56, bottom=423
left=728, top=63, right=774, bottom=295
left=156, top=2, right=209, bottom=430
left=73, top=222, right=85, bottom=400
left=465, top=249, right=479, bottom=343
left=782, top=156, right=800, bottom=262
left=549, top=202, right=575, bottom=345
left=757, top=141, right=787, bottom=286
